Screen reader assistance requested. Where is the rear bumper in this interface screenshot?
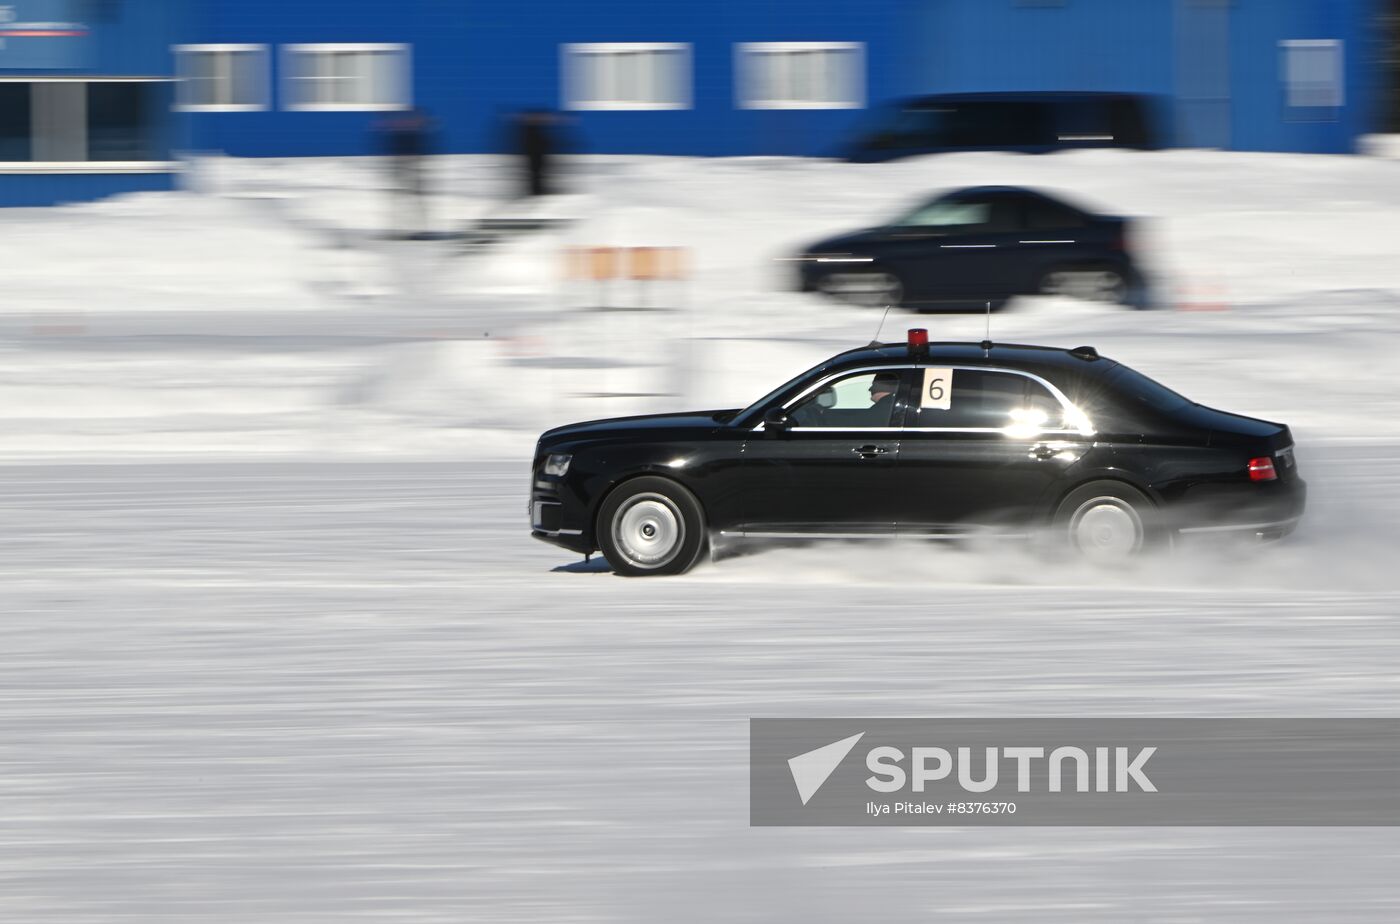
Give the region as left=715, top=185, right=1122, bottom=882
left=1176, top=515, right=1302, bottom=541
left=1172, top=477, right=1307, bottom=539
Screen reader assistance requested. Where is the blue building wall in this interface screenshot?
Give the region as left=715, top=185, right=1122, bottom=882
left=1, top=0, right=1392, bottom=205
left=178, top=0, right=905, bottom=158
left=178, top=0, right=1383, bottom=159
left=0, top=0, right=182, bottom=206
left=912, top=0, right=1177, bottom=96
left=1229, top=0, right=1377, bottom=153
left=0, top=170, right=173, bottom=206
left=0, top=0, right=181, bottom=75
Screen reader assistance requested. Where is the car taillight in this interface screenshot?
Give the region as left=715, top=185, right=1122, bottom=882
left=1247, top=457, right=1277, bottom=482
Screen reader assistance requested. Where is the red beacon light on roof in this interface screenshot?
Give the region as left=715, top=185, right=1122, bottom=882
left=907, top=328, right=928, bottom=351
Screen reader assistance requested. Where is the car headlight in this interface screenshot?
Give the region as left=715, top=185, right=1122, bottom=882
left=804, top=253, right=873, bottom=264
left=543, top=453, right=572, bottom=477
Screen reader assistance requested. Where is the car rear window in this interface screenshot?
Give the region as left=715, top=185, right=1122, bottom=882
left=1105, top=365, right=1192, bottom=413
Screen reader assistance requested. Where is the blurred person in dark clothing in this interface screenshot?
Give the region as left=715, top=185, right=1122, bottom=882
left=514, top=109, right=559, bottom=198
left=379, top=108, right=436, bottom=235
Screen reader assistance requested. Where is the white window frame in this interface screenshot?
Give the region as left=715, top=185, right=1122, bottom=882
left=1280, top=39, right=1345, bottom=109
left=172, top=44, right=270, bottom=112
left=561, top=42, right=692, bottom=111
left=735, top=41, right=865, bottom=110
left=281, top=43, right=411, bottom=112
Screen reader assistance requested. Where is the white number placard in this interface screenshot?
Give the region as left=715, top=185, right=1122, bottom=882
left=922, top=368, right=952, bottom=410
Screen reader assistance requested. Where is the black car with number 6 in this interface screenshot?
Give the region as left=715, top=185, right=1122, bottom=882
left=531, top=331, right=1305, bottom=576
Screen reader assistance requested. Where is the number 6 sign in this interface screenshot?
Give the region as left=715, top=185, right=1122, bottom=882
left=921, top=368, right=953, bottom=410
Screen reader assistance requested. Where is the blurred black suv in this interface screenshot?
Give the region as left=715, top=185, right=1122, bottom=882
left=792, top=185, right=1148, bottom=310
left=846, top=91, right=1163, bottom=162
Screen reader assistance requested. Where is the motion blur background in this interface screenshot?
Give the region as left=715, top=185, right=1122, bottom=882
left=6, top=2, right=1400, bottom=922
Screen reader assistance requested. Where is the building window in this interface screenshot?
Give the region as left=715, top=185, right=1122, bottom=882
left=282, top=44, right=411, bottom=111
left=173, top=45, right=269, bottom=111
left=1281, top=39, right=1345, bottom=109
left=736, top=42, right=864, bottom=109
left=562, top=43, right=691, bottom=110
left=0, top=78, right=172, bottom=164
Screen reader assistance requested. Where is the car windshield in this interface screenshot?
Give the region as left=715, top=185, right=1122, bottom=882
left=735, top=358, right=834, bottom=425
left=1106, top=365, right=1192, bottom=412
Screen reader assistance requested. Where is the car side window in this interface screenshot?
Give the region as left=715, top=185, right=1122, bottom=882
left=910, top=369, right=1066, bottom=431
left=984, top=198, right=1019, bottom=233
left=789, top=371, right=903, bottom=428
left=1024, top=197, right=1086, bottom=231
left=899, top=199, right=990, bottom=230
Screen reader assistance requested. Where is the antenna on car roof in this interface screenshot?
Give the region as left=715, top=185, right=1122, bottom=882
left=869, top=303, right=894, bottom=347
left=981, top=299, right=993, bottom=354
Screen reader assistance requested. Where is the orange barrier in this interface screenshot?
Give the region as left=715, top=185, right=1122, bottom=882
left=565, top=246, right=689, bottom=308
left=565, top=246, right=688, bottom=281
left=1175, top=280, right=1231, bottom=312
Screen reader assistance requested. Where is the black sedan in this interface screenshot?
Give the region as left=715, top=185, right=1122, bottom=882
left=791, top=186, right=1147, bottom=309
left=530, top=332, right=1305, bottom=575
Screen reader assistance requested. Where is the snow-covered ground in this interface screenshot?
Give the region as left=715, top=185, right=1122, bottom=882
left=3, top=151, right=1400, bottom=920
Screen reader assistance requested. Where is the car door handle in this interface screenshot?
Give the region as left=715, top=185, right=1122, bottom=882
left=852, top=445, right=888, bottom=459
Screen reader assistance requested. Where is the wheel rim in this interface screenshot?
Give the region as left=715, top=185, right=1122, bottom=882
left=1042, top=270, right=1125, bottom=303
left=611, top=493, right=685, bottom=569
left=821, top=272, right=901, bottom=307
left=1069, top=496, right=1144, bottom=560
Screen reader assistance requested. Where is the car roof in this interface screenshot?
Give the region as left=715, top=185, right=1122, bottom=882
left=823, top=341, right=1118, bottom=375
left=939, top=185, right=1047, bottom=198
left=921, top=185, right=1100, bottom=216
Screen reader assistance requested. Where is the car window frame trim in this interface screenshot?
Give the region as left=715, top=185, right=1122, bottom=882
left=751, top=362, right=1092, bottom=435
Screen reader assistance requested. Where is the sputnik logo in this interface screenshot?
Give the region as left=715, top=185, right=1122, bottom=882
left=788, top=732, right=864, bottom=805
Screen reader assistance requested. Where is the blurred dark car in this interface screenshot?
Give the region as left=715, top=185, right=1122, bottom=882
left=846, top=91, right=1163, bottom=163
left=792, top=185, right=1147, bottom=310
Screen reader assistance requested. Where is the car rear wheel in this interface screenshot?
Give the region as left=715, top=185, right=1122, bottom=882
left=598, top=476, right=707, bottom=577
left=818, top=270, right=904, bottom=307
left=1038, top=266, right=1128, bottom=304
left=1055, top=481, right=1158, bottom=562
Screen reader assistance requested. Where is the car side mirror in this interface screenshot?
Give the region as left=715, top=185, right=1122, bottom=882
left=762, top=407, right=791, bottom=433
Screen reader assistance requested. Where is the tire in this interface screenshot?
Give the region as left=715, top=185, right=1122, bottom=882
left=1054, top=481, right=1160, bottom=562
left=1037, top=266, right=1129, bottom=305
left=817, top=270, right=904, bottom=308
left=597, top=476, right=707, bottom=577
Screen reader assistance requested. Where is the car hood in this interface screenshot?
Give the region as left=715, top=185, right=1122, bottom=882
left=540, top=409, right=738, bottom=444
left=805, top=227, right=892, bottom=254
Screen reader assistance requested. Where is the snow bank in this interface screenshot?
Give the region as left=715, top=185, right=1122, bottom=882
left=4, top=149, right=1400, bottom=458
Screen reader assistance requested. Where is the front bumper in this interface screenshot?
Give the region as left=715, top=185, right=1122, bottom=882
left=530, top=476, right=594, bottom=554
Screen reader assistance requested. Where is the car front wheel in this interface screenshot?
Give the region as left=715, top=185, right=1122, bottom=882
left=1054, top=481, right=1159, bottom=561
left=597, top=476, right=707, bottom=577
left=817, top=270, right=904, bottom=307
